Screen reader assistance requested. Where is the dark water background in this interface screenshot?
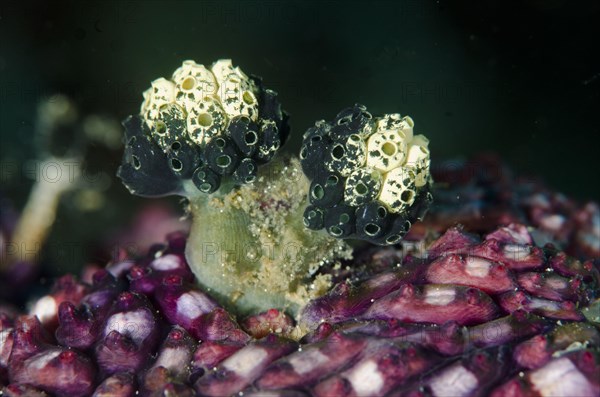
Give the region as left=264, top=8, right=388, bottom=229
left=0, top=0, right=598, bottom=274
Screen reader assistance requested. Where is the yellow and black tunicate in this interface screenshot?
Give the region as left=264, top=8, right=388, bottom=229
left=118, top=60, right=289, bottom=197
left=300, top=104, right=433, bottom=245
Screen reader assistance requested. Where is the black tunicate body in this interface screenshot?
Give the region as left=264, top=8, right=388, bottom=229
left=309, top=172, right=345, bottom=208
left=258, top=88, right=283, bottom=124
left=192, top=166, right=221, bottom=194
left=205, top=136, right=241, bottom=175
left=166, top=138, right=203, bottom=178
left=329, top=104, right=372, bottom=140
left=233, top=158, right=258, bottom=184
left=300, top=136, right=331, bottom=180
left=118, top=116, right=182, bottom=197
left=355, top=201, right=391, bottom=239
left=254, top=121, right=281, bottom=164
left=378, top=214, right=412, bottom=245
left=324, top=204, right=356, bottom=238
left=408, top=187, right=434, bottom=222
left=303, top=205, right=325, bottom=230
left=228, top=116, right=259, bottom=158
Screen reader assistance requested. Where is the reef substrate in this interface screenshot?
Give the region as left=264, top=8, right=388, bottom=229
left=0, top=156, right=599, bottom=397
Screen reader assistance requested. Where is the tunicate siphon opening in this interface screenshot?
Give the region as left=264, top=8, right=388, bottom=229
left=365, top=223, right=380, bottom=236
left=171, top=158, right=183, bottom=171
left=332, top=144, right=345, bottom=159
left=245, top=131, right=257, bottom=144
left=197, top=112, right=213, bottom=127
left=216, top=155, right=231, bottom=168
left=181, top=77, right=196, bottom=91
left=155, top=121, right=167, bottom=135
left=312, top=185, right=325, bottom=200
left=382, top=142, right=396, bottom=156
left=242, top=91, right=255, bottom=105
left=355, top=183, right=368, bottom=195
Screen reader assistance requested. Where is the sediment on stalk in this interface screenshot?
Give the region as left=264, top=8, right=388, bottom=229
left=184, top=156, right=352, bottom=317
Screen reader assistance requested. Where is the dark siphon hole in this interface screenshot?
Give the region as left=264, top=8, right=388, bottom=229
left=386, top=234, right=401, bottom=244
left=329, top=226, right=343, bottom=236
left=326, top=175, right=339, bottom=186
left=155, top=121, right=167, bottom=135
left=171, top=158, right=183, bottom=171
left=216, top=155, right=231, bottom=167
left=365, top=223, right=380, bottom=236
left=332, top=144, right=345, bottom=160
left=215, top=138, right=226, bottom=148
left=355, top=183, right=368, bottom=195
left=300, top=146, right=308, bottom=159
left=171, top=141, right=181, bottom=151
left=245, top=131, right=257, bottom=145
left=132, top=155, right=141, bottom=169
left=312, top=184, right=325, bottom=200
left=377, top=206, right=387, bottom=218
left=401, top=190, right=414, bottom=202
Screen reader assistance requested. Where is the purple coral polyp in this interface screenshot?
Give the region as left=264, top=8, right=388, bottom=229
left=8, top=316, right=95, bottom=397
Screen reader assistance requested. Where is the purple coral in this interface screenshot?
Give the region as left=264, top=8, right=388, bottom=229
left=8, top=316, right=95, bottom=397
left=1, top=158, right=599, bottom=396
